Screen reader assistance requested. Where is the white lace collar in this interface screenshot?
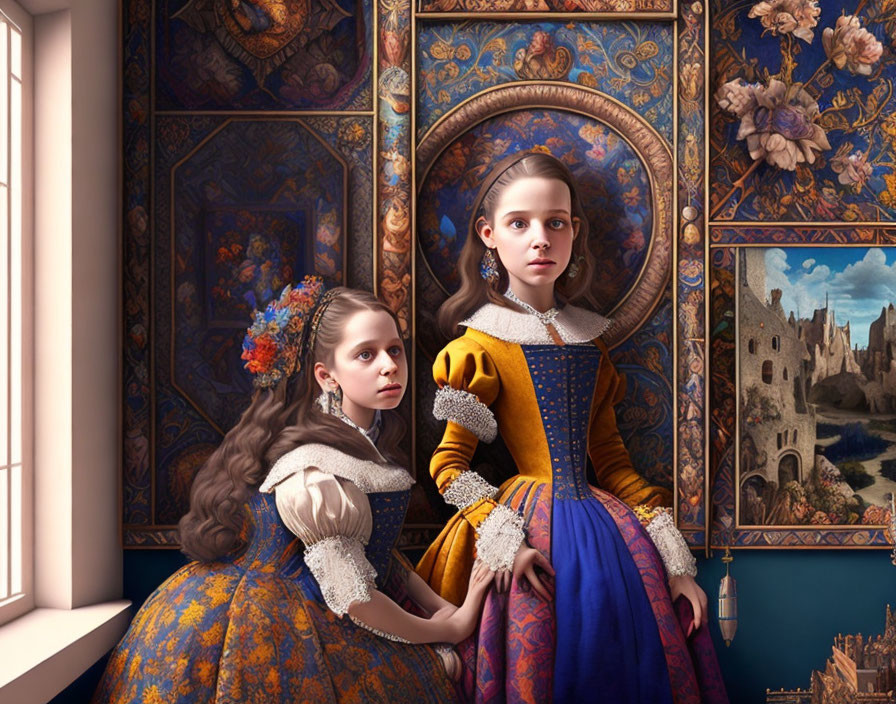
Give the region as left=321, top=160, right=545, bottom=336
left=459, top=302, right=611, bottom=345
left=260, top=443, right=414, bottom=494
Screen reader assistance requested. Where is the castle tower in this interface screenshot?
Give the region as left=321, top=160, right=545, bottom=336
left=743, top=248, right=767, bottom=298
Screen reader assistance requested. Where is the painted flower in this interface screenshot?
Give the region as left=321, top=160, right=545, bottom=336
left=822, top=14, right=883, bottom=76
left=731, top=79, right=831, bottom=170
left=830, top=144, right=873, bottom=191
left=748, top=0, right=821, bottom=43
left=809, top=509, right=832, bottom=525
left=862, top=504, right=890, bottom=525
left=715, top=78, right=759, bottom=118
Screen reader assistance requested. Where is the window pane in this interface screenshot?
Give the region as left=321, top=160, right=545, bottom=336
left=9, top=26, right=18, bottom=80
left=10, top=462, right=18, bottom=593
left=0, top=23, right=7, bottom=187
left=9, top=77, right=17, bottom=465
left=0, top=186, right=6, bottom=466
left=0, top=466, right=7, bottom=600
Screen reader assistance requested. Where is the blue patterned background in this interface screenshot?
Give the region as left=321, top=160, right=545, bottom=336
left=418, top=21, right=674, bottom=143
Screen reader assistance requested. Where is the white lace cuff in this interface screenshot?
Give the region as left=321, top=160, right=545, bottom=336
left=304, top=535, right=377, bottom=616
left=443, top=471, right=499, bottom=511
left=475, top=504, right=525, bottom=572
left=433, top=386, right=497, bottom=442
left=349, top=615, right=411, bottom=643
left=645, top=510, right=697, bottom=578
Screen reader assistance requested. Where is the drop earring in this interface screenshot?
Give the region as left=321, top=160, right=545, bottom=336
left=480, top=247, right=499, bottom=285
left=316, top=382, right=343, bottom=416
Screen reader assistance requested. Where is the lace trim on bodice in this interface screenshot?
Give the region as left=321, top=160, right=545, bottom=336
left=260, top=444, right=414, bottom=494
left=460, top=302, right=611, bottom=345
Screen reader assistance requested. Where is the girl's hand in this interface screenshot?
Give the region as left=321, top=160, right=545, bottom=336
left=669, top=574, right=708, bottom=637
left=466, top=559, right=495, bottom=601
left=496, top=542, right=554, bottom=599
left=442, top=561, right=494, bottom=643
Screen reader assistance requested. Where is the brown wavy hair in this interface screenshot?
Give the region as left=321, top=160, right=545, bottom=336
left=178, top=288, right=408, bottom=562
left=437, top=151, right=598, bottom=338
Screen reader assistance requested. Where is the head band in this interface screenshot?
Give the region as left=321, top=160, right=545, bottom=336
left=468, top=150, right=549, bottom=236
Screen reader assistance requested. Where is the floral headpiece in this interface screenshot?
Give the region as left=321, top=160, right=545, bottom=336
left=241, top=275, right=330, bottom=389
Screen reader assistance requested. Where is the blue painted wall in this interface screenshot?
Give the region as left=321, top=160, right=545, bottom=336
left=698, top=550, right=896, bottom=703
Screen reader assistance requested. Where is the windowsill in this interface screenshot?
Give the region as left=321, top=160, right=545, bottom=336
left=0, top=600, right=131, bottom=704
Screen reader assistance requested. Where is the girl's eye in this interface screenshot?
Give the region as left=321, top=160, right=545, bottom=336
left=549, top=218, right=568, bottom=229
left=389, top=345, right=403, bottom=357
left=358, top=350, right=372, bottom=361
left=509, top=219, right=527, bottom=230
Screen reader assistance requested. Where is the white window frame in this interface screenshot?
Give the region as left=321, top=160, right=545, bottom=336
left=0, top=1, right=130, bottom=701
left=0, top=0, right=34, bottom=630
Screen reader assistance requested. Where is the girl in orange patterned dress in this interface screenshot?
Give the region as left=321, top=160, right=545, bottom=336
left=94, top=281, right=492, bottom=704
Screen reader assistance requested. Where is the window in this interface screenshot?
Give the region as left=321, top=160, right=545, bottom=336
left=0, top=1, right=29, bottom=627
left=0, top=5, right=130, bottom=701
left=783, top=367, right=788, bottom=381
left=762, top=360, right=773, bottom=384
left=772, top=335, right=780, bottom=351
left=748, top=339, right=755, bottom=354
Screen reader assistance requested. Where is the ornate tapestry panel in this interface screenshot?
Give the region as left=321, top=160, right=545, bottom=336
left=416, top=0, right=674, bottom=15
left=710, top=0, right=894, bottom=222
left=676, top=0, right=706, bottom=545
left=156, top=0, right=372, bottom=110
left=417, top=21, right=675, bottom=143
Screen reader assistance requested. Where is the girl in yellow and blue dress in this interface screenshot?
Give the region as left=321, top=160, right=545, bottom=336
left=94, top=279, right=492, bottom=704
left=417, top=151, right=729, bottom=704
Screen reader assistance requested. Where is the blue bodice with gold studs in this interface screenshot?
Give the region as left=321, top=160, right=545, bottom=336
left=523, top=343, right=601, bottom=500
left=365, top=490, right=411, bottom=586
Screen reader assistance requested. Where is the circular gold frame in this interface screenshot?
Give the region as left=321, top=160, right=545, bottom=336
left=416, top=82, right=673, bottom=348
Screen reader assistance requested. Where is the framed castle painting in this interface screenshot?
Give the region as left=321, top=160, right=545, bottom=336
left=709, top=239, right=896, bottom=548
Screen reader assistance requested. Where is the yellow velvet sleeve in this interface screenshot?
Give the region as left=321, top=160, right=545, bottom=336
left=588, top=343, right=672, bottom=509
left=430, top=336, right=501, bottom=531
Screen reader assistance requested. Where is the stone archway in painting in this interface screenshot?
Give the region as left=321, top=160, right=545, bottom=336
left=777, top=452, right=801, bottom=487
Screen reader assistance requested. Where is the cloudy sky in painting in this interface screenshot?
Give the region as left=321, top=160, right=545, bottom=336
left=763, top=247, right=896, bottom=349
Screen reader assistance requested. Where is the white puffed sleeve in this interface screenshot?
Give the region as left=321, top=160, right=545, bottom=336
left=274, top=468, right=376, bottom=616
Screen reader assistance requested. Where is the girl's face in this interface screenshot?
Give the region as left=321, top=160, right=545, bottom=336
left=314, top=309, right=408, bottom=429
left=477, top=176, right=579, bottom=307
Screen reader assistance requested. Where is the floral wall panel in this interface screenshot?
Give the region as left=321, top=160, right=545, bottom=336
left=709, top=246, right=737, bottom=547
left=416, top=0, right=674, bottom=15
left=123, top=0, right=153, bottom=531
left=677, top=0, right=707, bottom=545
left=417, top=21, right=674, bottom=143
left=122, top=0, right=384, bottom=546
left=378, top=0, right=413, bottom=335
left=710, top=0, right=892, bottom=222
left=146, top=117, right=364, bottom=534
left=156, top=0, right=372, bottom=110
